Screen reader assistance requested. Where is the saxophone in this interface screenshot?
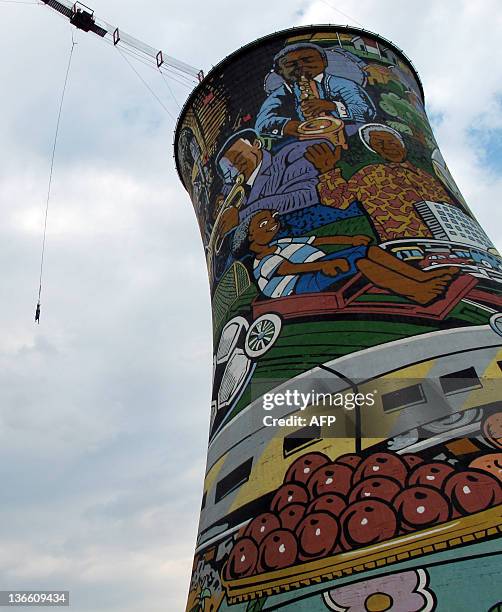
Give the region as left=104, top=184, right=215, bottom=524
left=206, top=173, right=246, bottom=278
left=296, top=75, right=348, bottom=149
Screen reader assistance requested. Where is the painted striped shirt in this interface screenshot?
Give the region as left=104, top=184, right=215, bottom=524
left=253, top=236, right=324, bottom=298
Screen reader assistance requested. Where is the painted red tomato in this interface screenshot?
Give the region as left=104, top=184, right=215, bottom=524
left=394, top=485, right=451, bottom=531
left=335, top=453, right=362, bottom=471
left=296, top=511, right=339, bottom=560
left=307, top=463, right=353, bottom=498
left=444, top=469, right=502, bottom=515
left=225, top=537, right=258, bottom=579
left=407, top=461, right=455, bottom=489
left=244, top=512, right=281, bottom=545
left=353, top=452, right=408, bottom=486
left=339, top=499, right=398, bottom=550
left=349, top=476, right=401, bottom=504
left=270, top=483, right=309, bottom=513
left=307, top=493, right=346, bottom=517
left=279, top=504, right=306, bottom=531
left=284, top=452, right=331, bottom=484
left=257, top=529, right=298, bottom=572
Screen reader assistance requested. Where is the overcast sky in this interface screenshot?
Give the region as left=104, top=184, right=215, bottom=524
left=1, top=1, right=502, bottom=610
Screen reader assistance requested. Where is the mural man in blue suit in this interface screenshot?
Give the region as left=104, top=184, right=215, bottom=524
left=255, top=43, right=376, bottom=139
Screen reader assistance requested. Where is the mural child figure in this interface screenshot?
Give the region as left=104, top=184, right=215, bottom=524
left=240, top=209, right=458, bottom=303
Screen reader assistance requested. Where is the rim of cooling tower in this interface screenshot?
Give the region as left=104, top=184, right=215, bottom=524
left=173, top=24, right=425, bottom=192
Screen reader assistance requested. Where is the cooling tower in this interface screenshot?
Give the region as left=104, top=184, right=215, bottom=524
left=174, top=25, right=502, bottom=612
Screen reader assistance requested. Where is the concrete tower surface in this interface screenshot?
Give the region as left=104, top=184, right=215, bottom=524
left=174, top=25, right=502, bottom=612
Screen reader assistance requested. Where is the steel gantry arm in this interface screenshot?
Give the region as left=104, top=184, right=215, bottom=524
left=41, top=0, right=204, bottom=83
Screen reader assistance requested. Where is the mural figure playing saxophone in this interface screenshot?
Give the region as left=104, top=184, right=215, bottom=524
left=256, top=42, right=376, bottom=140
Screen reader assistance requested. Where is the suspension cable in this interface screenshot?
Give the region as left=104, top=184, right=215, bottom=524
left=317, top=0, right=366, bottom=29
left=158, top=68, right=181, bottom=109
left=36, top=35, right=77, bottom=323
left=116, top=46, right=176, bottom=120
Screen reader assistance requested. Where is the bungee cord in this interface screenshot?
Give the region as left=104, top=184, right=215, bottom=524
left=36, top=35, right=77, bottom=323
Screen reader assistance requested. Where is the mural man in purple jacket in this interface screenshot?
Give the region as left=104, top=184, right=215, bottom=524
left=213, top=128, right=321, bottom=242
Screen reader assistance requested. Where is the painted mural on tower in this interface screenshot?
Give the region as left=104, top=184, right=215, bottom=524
left=175, top=28, right=502, bottom=612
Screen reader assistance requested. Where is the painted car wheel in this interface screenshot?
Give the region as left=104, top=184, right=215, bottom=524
left=422, top=408, right=481, bottom=433
left=387, top=428, right=419, bottom=451
left=489, top=313, right=502, bottom=337
left=245, top=314, right=282, bottom=358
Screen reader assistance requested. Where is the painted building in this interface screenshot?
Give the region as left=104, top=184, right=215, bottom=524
left=174, top=25, right=502, bottom=612
left=414, top=200, right=494, bottom=250
left=351, top=35, right=382, bottom=57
